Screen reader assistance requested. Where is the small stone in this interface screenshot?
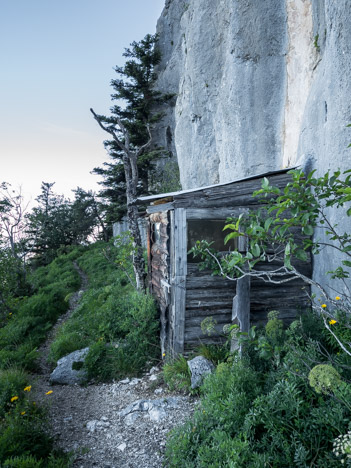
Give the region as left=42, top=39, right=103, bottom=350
left=124, top=412, right=140, bottom=426
left=149, top=374, right=158, bottom=381
left=150, top=366, right=159, bottom=374
left=129, top=378, right=141, bottom=386
left=120, top=378, right=130, bottom=384
left=101, top=416, right=108, bottom=421
left=117, top=442, right=127, bottom=452
left=87, top=420, right=98, bottom=432
left=154, top=388, right=163, bottom=394
left=149, top=407, right=167, bottom=422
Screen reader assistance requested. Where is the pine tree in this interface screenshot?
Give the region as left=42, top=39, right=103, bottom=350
left=91, top=33, right=172, bottom=290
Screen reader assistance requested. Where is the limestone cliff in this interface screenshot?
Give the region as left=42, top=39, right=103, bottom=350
left=155, top=0, right=350, bottom=184
left=154, top=0, right=351, bottom=296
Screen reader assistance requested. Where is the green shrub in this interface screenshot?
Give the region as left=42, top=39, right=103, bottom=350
left=83, top=291, right=159, bottom=381
left=166, top=359, right=261, bottom=467
left=3, top=455, right=43, bottom=467
left=48, top=332, right=89, bottom=365
left=166, top=312, right=351, bottom=467
left=0, top=251, right=81, bottom=371
left=163, top=355, right=192, bottom=393
left=0, top=368, right=29, bottom=417
left=196, top=343, right=229, bottom=365
left=0, top=406, right=52, bottom=462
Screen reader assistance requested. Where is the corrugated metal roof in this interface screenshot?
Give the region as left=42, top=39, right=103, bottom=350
left=137, top=167, right=296, bottom=204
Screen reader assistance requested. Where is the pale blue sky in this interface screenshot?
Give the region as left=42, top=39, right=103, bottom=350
left=0, top=0, right=165, bottom=202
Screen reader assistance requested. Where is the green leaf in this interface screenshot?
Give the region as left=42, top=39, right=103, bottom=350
left=284, top=255, right=292, bottom=270
left=262, top=177, right=269, bottom=189
left=224, top=232, right=240, bottom=244
left=264, top=217, right=273, bottom=231
left=295, top=249, right=308, bottom=262
left=302, top=225, right=314, bottom=236
left=252, top=244, right=260, bottom=257
left=223, top=223, right=237, bottom=231
left=285, top=243, right=291, bottom=256
left=342, top=260, right=351, bottom=268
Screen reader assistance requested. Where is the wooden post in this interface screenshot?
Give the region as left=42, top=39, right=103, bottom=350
left=171, top=208, right=187, bottom=356
left=231, top=230, right=250, bottom=352
left=231, top=274, right=251, bottom=352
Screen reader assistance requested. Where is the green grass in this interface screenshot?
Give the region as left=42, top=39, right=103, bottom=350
left=0, top=252, right=81, bottom=371
left=49, top=242, right=160, bottom=381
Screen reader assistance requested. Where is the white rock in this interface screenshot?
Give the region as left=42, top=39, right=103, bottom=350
left=149, top=374, right=158, bottom=381
left=124, top=412, right=140, bottom=426
left=117, top=442, right=127, bottom=452
left=149, top=408, right=167, bottom=422
left=129, top=378, right=141, bottom=386
left=86, top=420, right=98, bottom=432
left=149, top=366, right=159, bottom=374
left=120, top=378, right=130, bottom=384
left=154, top=388, right=163, bottom=394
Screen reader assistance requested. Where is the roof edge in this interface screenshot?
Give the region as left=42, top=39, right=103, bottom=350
left=137, top=167, right=297, bottom=204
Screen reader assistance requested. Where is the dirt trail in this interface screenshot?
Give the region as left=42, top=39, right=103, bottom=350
left=33, top=263, right=197, bottom=468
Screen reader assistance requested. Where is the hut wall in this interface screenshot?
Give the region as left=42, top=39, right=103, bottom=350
left=145, top=171, right=312, bottom=355
left=184, top=264, right=236, bottom=352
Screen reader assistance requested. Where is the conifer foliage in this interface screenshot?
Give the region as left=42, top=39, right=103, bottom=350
left=91, top=33, right=171, bottom=289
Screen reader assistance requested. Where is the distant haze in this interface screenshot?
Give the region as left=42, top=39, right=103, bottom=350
left=0, top=0, right=165, bottom=203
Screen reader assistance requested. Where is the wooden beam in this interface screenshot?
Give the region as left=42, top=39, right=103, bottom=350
left=186, top=207, right=247, bottom=220
left=171, top=208, right=187, bottom=355
left=146, top=202, right=174, bottom=214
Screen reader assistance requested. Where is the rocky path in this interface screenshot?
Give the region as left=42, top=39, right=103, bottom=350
left=34, top=263, right=197, bottom=467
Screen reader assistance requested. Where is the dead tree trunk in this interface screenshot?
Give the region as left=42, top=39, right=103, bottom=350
left=90, top=108, right=148, bottom=290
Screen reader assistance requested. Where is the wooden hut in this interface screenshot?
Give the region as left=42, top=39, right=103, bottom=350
left=137, top=168, right=311, bottom=356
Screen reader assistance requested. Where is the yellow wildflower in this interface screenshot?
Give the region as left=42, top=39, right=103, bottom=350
left=45, top=390, right=53, bottom=395
left=335, top=296, right=341, bottom=301
left=10, top=396, right=19, bottom=402
left=321, top=304, right=327, bottom=308
left=21, top=411, right=26, bottom=415
left=24, top=385, right=32, bottom=392
left=162, top=353, right=166, bottom=357
left=329, top=320, right=337, bottom=325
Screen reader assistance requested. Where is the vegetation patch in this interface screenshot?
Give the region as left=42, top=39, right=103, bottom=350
left=165, top=312, right=351, bottom=467
left=50, top=242, right=160, bottom=381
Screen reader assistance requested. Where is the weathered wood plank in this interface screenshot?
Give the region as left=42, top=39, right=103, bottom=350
left=186, top=276, right=237, bottom=289
left=185, top=307, right=232, bottom=318
left=231, top=273, right=250, bottom=352
left=186, top=288, right=236, bottom=300
left=147, top=202, right=174, bottom=214
left=186, top=299, right=235, bottom=309
left=186, top=207, right=248, bottom=220
left=185, top=313, right=232, bottom=328
left=184, top=336, right=225, bottom=350
left=172, top=208, right=187, bottom=355
left=184, top=324, right=226, bottom=341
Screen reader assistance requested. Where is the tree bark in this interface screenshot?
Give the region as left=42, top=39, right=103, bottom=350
left=91, top=108, right=147, bottom=290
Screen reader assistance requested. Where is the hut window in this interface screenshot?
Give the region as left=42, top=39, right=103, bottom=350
left=187, top=219, right=238, bottom=263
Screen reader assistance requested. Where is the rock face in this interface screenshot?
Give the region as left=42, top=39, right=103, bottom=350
left=49, top=347, right=89, bottom=385
left=155, top=0, right=351, bottom=295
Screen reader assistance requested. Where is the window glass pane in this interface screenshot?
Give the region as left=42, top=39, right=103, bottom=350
left=187, top=219, right=237, bottom=263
